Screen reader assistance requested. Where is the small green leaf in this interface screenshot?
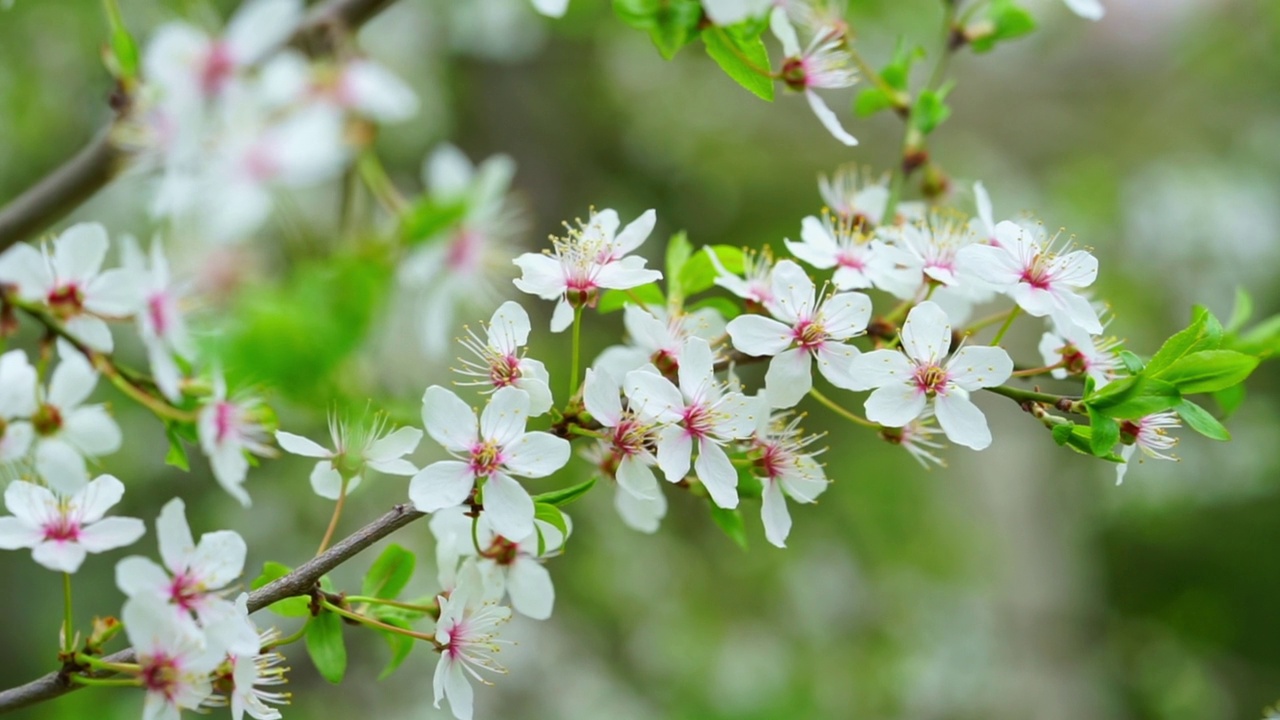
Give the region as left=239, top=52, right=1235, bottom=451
left=1116, top=350, right=1145, bottom=375
left=702, top=28, right=775, bottom=101
left=163, top=422, right=190, bottom=472
left=854, top=88, right=894, bottom=117
left=613, top=0, right=703, bottom=59
left=1051, top=422, right=1074, bottom=446
left=1233, top=313, right=1280, bottom=356
left=665, top=231, right=693, bottom=305
left=530, top=476, right=597, bottom=507
left=533, top=503, right=569, bottom=538
left=375, top=616, right=416, bottom=680
left=969, top=0, right=1037, bottom=53
left=306, top=611, right=347, bottom=684
left=681, top=245, right=745, bottom=296
left=1146, top=308, right=1224, bottom=375
left=362, top=544, right=416, bottom=600
left=103, top=0, right=139, bottom=80
left=911, top=83, right=954, bottom=135
left=598, top=284, right=665, bottom=313
left=251, top=562, right=311, bottom=618
left=734, top=462, right=763, bottom=500
left=1156, top=349, right=1259, bottom=395
left=1088, top=376, right=1181, bottom=419
left=1088, top=408, right=1119, bottom=457
left=1226, top=287, right=1253, bottom=333
left=1174, top=399, right=1231, bottom=441
left=709, top=506, right=748, bottom=549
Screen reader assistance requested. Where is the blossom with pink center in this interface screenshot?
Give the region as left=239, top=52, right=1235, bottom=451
left=0, top=474, right=144, bottom=573
left=583, top=368, right=664, bottom=502
left=1038, top=317, right=1121, bottom=387
left=785, top=212, right=912, bottom=291
left=513, top=208, right=662, bottom=332
left=1115, top=412, right=1179, bottom=484
left=819, top=166, right=893, bottom=227
left=592, top=304, right=726, bottom=378
left=122, top=237, right=194, bottom=402
left=410, top=386, right=570, bottom=541
left=750, top=411, right=828, bottom=548
left=123, top=594, right=226, bottom=720
left=0, top=349, right=37, bottom=465
left=200, top=595, right=290, bottom=720
left=28, top=344, right=123, bottom=495
left=770, top=6, right=859, bottom=146
left=198, top=373, right=274, bottom=506
left=882, top=409, right=947, bottom=468
left=116, top=498, right=248, bottom=631
left=399, top=145, right=524, bottom=356
left=432, top=565, right=514, bottom=720
left=455, top=301, right=553, bottom=416
left=259, top=50, right=419, bottom=123
left=726, top=260, right=871, bottom=408
left=707, top=246, right=779, bottom=313
left=0, top=223, right=139, bottom=352
left=846, top=302, right=1013, bottom=450
left=623, top=337, right=764, bottom=508
left=957, top=220, right=1103, bottom=333
left=275, top=412, right=422, bottom=500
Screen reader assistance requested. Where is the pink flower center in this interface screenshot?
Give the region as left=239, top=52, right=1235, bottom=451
left=488, top=355, right=522, bottom=388
left=148, top=294, right=172, bottom=337
left=243, top=143, right=279, bottom=183
left=42, top=515, right=81, bottom=543
left=757, top=441, right=785, bottom=481
left=611, top=418, right=650, bottom=457
left=32, top=403, right=63, bottom=437
left=469, top=441, right=504, bottom=477
left=835, top=251, right=865, bottom=271
left=141, top=653, right=182, bottom=699
left=168, top=572, right=204, bottom=612
left=780, top=57, right=812, bottom=91
left=47, top=284, right=85, bottom=319
left=793, top=319, right=828, bottom=351
left=682, top=404, right=713, bottom=440
left=214, top=402, right=239, bottom=444
left=200, top=42, right=236, bottom=97
left=447, top=228, right=483, bottom=274
left=1020, top=255, right=1053, bottom=290
left=912, top=363, right=950, bottom=397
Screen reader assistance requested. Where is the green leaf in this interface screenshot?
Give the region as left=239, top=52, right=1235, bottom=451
left=1087, top=408, right=1119, bottom=457
left=911, top=83, right=954, bottom=135
left=1157, top=349, right=1258, bottom=395
left=881, top=40, right=925, bottom=91
left=734, top=462, right=763, bottom=500
left=1116, top=350, right=1145, bottom=375
left=969, top=0, right=1036, bottom=53
left=689, top=296, right=741, bottom=320
left=1234, top=313, right=1280, bottom=356
left=702, top=28, right=774, bottom=101
left=251, top=562, right=311, bottom=618
left=305, top=611, right=347, bottom=684
left=1226, top=287, right=1253, bottom=333
left=375, top=616, right=415, bottom=680
left=598, top=284, right=665, bottom=313
left=1051, top=422, right=1074, bottom=446
left=665, top=231, right=693, bottom=305
left=103, top=0, right=139, bottom=80
left=709, top=506, right=748, bottom=549
left=1213, top=383, right=1246, bottom=417
left=163, top=422, right=189, bottom=472
left=534, top=502, right=569, bottom=539
left=613, top=0, right=703, bottom=59
left=361, top=544, right=416, bottom=600
left=681, top=245, right=744, bottom=296
left=1174, top=399, right=1231, bottom=441
left=1146, top=307, right=1224, bottom=375
left=854, top=88, right=894, bottom=117
left=1087, top=376, right=1181, bottom=419
left=530, top=476, right=597, bottom=507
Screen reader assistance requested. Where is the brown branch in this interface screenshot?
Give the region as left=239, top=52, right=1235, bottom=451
left=0, top=0, right=400, bottom=251
left=0, top=503, right=425, bottom=714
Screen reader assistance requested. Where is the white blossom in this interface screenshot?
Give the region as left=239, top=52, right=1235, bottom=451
left=198, top=373, right=274, bottom=506
left=455, top=301, right=554, bottom=416
left=1064, top=0, right=1103, bottom=21
left=30, top=344, right=123, bottom=495
left=275, top=413, right=422, bottom=500
left=845, top=302, right=1013, bottom=450
left=0, top=475, right=144, bottom=573
left=1038, top=318, right=1121, bottom=387
left=771, top=6, right=859, bottom=146
left=259, top=50, right=419, bottom=123
left=750, top=410, right=828, bottom=548
left=122, top=237, right=194, bottom=402
left=583, top=368, right=664, bottom=501
left=1115, top=412, right=1179, bottom=484
left=592, top=304, right=726, bottom=378
left=706, top=246, right=778, bottom=312
left=785, top=213, right=909, bottom=291
left=123, top=594, right=224, bottom=720
left=0, top=349, right=37, bottom=464
left=432, top=565, right=513, bottom=720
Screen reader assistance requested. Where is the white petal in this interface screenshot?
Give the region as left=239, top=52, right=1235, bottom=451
left=115, top=556, right=171, bottom=599
left=655, top=425, right=692, bottom=483
left=409, top=461, right=476, bottom=513
left=482, top=473, right=534, bottom=540
left=769, top=5, right=801, bottom=56
left=156, top=498, right=195, bottom=572
left=946, top=346, right=1014, bottom=390
left=52, top=223, right=108, bottom=283
left=0, top=350, right=38, bottom=417
left=366, top=426, right=423, bottom=463
left=64, top=316, right=114, bottom=352
left=507, top=559, right=554, bottom=619
left=341, top=59, right=419, bottom=122
left=864, top=383, right=927, bottom=427
left=0, top=421, right=33, bottom=461
left=616, top=456, right=660, bottom=499
left=73, top=474, right=126, bottom=523
left=516, top=373, right=554, bottom=418
left=368, top=458, right=417, bottom=476
left=769, top=260, right=815, bottom=324
left=934, top=392, right=993, bottom=450
left=224, top=0, right=302, bottom=65
left=814, top=344, right=861, bottom=391
left=0, top=243, right=52, bottom=300
left=512, top=253, right=566, bottom=301
left=502, top=432, right=570, bottom=478
left=549, top=298, right=575, bottom=332
left=761, top=480, right=792, bottom=548
left=63, top=406, right=123, bottom=456
left=693, top=440, right=739, bottom=509
left=614, top=485, right=666, bottom=533
left=820, top=292, right=872, bottom=338
left=764, top=348, right=813, bottom=409
left=441, top=659, right=474, bottom=720
left=78, top=517, right=146, bottom=553
left=900, top=301, right=951, bottom=364
left=3, top=480, right=55, bottom=526
left=423, top=143, right=473, bottom=198
left=421, top=386, right=478, bottom=454
left=48, top=351, right=98, bottom=409
left=582, top=368, right=622, bottom=426
left=1064, top=0, right=1104, bottom=20
left=676, top=336, right=716, bottom=400
left=806, top=90, right=858, bottom=146
left=726, top=315, right=793, bottom=357
left=623, top=370, right=685, bottom=425
left=0, top=517, right=42, bottom=550
left=531, top=0, right=570, bottom=17
left=33, top=541, right=88, bottom=573
left=190, top=530, right=248, bottom=588
left=274, top=431, right=331, bottom=458
left=34, top=440, right=89, bottom=495
left=84, top=268, right=142, bottom=316
left=488, top=301, right=532, bottom=354
left=481, top=386, right=530, bottom=448
left=612, top=209, right=657, bottom=257
left=309, top=463, right=346, bottom=500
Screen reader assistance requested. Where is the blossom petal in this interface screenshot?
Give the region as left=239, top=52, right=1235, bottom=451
left=3, top=481, right=55, bottom=527
left=726, top=315, right=793, bottom=357
left=342, top=59, right=419, bottom=122
left=614, top=485, right=666, bottom=533
left=512, top=254, right=565, bottom=301
left=769, top=5, right=801, bottom=56
left=655, top=425, right=692, bottom=483
left=676, top=337, right=716, bottom=400
left=156, top=498, right=195, bottom=572
left=34, top=439, right=89, bottom=495
left=33, top=541, right=88, bottom=573
left=900, top=301, right=951, bottom=364
left=0, top=349, right=38, bottom=417
left=74, top=474, right=126, bottom=523
left=814, top=344, right=861, bottom=391
left=947, top=346, right=1014, bottom=390
left=367, top=426, right=423, bottom=463
left=52, top=223, right=108, bottom=282
left=616, top=456, right=660, bottom=499
left=761, top=480, right=792, bottom=548
left=550, top=298, right=575, bottom=332
left=769, top=260, right=815, bottom=325
left=274, top=431, right=330, bottom=458
left=48, top=351, right=98, bottom=409
left=481, top=386, right=531, bottom=449
left=0, top=243, right=52, bottom=300
left=409, top=461, right=476, bottom=513
left=502, top=432, right=570, bottom=479
left=190, top=530, right=248, bottom=588
left=805, top=90, right=858, bottom=146
left=63, top=406, right=123, bottom=456
left=612, top=209, right=656, bottom=257
left=623, top=370, right=685, bottom=425
left=764, top=348, right=813, bottom=409
left=115, top=556, right=171, bottom=599
left=309, top=463, right=346, bottom=500
left=482, top=473, right=534, bottom=541
left=78, top=517, right=146, bottom=553
left=842, top=349, right=914, bottom=391
left=507, top=559, right=554, bottom=620
left=488, top=301, right=531, bottom=354
left=0, top=517, right=42, bottom=550
left=820, top=292, right=872, bottom=338
left=582, top=368, right=622, bottom=426
left=864, top=383, right=927, bottom=427
left=693, top=440, right=738, bottom=509
left=224, top=0, right=302, bottom=66
left=934, top=392, right=992, bottom=450
left=421, top=386, right=478, bottom=454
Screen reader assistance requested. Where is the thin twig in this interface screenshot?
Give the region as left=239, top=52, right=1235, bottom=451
left=0, top=503, right=424, bottom=714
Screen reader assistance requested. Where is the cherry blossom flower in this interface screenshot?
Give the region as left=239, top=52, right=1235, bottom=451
left=1115, top=412, right=1179, bottom=484
left=0, top=223, right=138, bottom=352
left=707, top=246, right=778, bottom=312
left=259, top=51, right=419, bottom=123
left=845, top=302, right=1013, bottom=450
left=583, top=368, right=663, bottom=501
left=785, top=212, right=910, bottom=291
left=726, top=260, right=871, bottom=408
left=957, top=221, right=1103, bottom=334
left=818, top=166, right=890, bottom=227
left=0, top=474, right=144, bottom=573
left=877, top=214, right=990, bottom=298
left=1064, top=0, right=1104, bottom=21
left=433, top=565, right=513, bottom=720
left=513, top=207, right=662, bottom=332
left=623, top=338, right=763, bottom=508
left=431, top=507, right=565, bottom=620
left=750, top=410, right=828, bottom=548
left=970, top=181, right=998, bottom=245
left=122, top=237, right=194, bottom=402
left=881, top=409, right=947, bottom=468
left=582, top=441, right=669, bottom=534
left=455, top=301, right=553, bottom=416
left=123, top=594, right=224, bottom=720
left=198, top=373, right=274, bottom=506
left=410, top=386, right=570, bottom=541
left=30, top=345, right=122, bottom=495
left=116, top=498, right=248, bottom=632
left=771, top=6, right=859, bottom=146
left=0, top=349, right=37, bottom=464
left=1038, top=319, right=1121, bottom=387
left=202, top=595, right=290, bottom=720
left=399, top=145, right=523, bottom=356
left=592, top=304, right=726, bottom=378
left=275, top=413, right=422, bottom=500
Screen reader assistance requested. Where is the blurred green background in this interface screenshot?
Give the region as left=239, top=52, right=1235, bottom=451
left=1, top=0, right=1279, bottom=719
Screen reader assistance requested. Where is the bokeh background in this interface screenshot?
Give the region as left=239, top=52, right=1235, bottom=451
left=1, top=0, right=1279, bottom=718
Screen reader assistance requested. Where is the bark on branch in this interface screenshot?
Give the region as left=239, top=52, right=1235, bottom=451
left=0, top=503, right=425, bottom=714
left=0, top=0, right=398, bottom=250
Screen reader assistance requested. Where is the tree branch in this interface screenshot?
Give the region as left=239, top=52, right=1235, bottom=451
left=0, top=503, right=424, bottom=715
left=0, top=0, right=400, bottom=251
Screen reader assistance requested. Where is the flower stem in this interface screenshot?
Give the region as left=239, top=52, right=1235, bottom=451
left=984, top=384, right=1083, bottom=413
left=316, top=476, right=350, bottom=557
left=62, top=573, right=74, bottom=654
left=265, top=621, right=310, bottom=650
left=73, top=653, right=138, bottom=674
left=319, top=599, right=439, bottom=644
left=1011, top=361, right=1066, bottom=378
left=67, top=676, right=140, bottom=688
left=346, top=595, right=441, bottom=615
left=990, top=306, right=1022, bottom=346
left=358, top=152, right=407, bottom=215
left=808, top=388, right=878, bottom=429
left=569, top=306, right=584, bottom=397
left=963, top=307, right=1015, bottom=335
